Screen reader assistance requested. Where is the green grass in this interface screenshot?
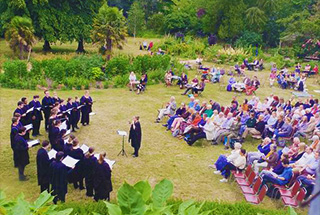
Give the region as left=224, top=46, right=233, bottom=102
left=1, top=38, right=319, bottom=214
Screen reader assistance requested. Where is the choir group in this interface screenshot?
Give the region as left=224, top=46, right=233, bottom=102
left=10, top=90, right=113, bottom=203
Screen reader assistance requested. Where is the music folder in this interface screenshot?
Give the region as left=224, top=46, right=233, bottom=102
left=80, top=144, right=89, bottom=154
left=117, top=130, right=127, bottom=136
left=26, top=107, right=34, bottom=114
left=24, top=124, right=33, bottom=131
left=27, top=139, right=40, bottom=148
left=48, top=149, right=57, bottom=160
left=62, top=156, right=79, bottom=168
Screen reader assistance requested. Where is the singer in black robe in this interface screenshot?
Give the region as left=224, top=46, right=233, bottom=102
left=10, top=123, right=19, bottom=167
left=69, top=147, right=84, bottom=189
left=80, top=93, right=92, bottom=126
left=29, top=97, right=43, bottom=136
left=14, top=130, right=30, bottom=181
left=83, top=154, right=97, bottom=197
left=93, top=160, right=112, bottom=201
left=129, top=118, right=142, bottom=157
left=37, top=146, right=51, bottom=192
left=50, top=154, right=69, bottom=204
left=42, top=93, right=53, bottom=131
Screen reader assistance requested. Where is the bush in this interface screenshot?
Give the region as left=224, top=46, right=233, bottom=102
left=235, top=31, right=263, bottom=48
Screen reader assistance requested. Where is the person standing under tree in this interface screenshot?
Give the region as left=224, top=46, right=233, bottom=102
left=129, top=116, right=142, bottom=157
left=80, top=90, right=93, bottom=126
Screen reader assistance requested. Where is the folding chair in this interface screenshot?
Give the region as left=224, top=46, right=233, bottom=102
left=236, top=171, right=256, bottom=186
left=240, top=176, right=262, bottom=195
left=281, top=187, right=306, bottom=207
left=275, top=181, right=301, bottom=198
left=244, top=184, right=268, bottom=204
left=232, top=165, right=252, bottom=179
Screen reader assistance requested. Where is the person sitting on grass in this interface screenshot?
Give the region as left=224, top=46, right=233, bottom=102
left=216, top=149, right=247, bottom=183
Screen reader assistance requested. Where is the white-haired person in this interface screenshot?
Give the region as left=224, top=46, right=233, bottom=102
left=155, top=96, right=176, bottom=123
left=210, top=142, right=242, bottom=173
left=252, top=144, right=278, bottom=174
left=129, top=71, right=139, bottom=91
left=247, top=137, right=272, bottom=165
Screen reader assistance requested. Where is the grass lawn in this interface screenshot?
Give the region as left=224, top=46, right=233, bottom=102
left=1, top=38, right=319, bottom=214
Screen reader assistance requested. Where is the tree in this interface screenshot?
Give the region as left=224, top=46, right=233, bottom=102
left=245, top=7, right=267, bottom=32
left=127, top=1, right=145, bottom=37
left=91, top=3, right=127, bottom=60
left=5, top=16, right=36, bottom=59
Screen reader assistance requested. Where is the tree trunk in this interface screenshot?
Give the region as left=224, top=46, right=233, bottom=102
left=19, top=43, right=23, bottom=60
left=43, top=40, right=51, bottom=51
left=106, top=38, right=112, bottom=61
left=76, top=39, right=85, bottom=53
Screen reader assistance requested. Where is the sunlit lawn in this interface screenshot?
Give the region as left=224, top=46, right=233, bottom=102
left=1, top=38, right=319, bottom=214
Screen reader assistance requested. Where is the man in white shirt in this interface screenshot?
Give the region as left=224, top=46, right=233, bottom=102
left=155, top=96, right=177, bottom=123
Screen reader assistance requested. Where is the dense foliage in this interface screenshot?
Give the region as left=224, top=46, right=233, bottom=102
left=0, top=190, right=73, bottom=215
left=55, top=179, right=294, bottom=215
left=0, top=54, right=180, bottom=90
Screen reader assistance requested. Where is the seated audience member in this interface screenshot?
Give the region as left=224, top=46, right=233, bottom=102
left=297, top=174, right=316, bottom=198
left=310, top=135, right=320, bottom=152
left=218, top=116, right=241, bottom=149
left=185, top=116, right=215, bottom=146
left=155, top=96, right=176, bottom=123
left=136, top=74, right=148, bottom=94
left=177, top=72, right=188, bottom=89
left=212, top=113, right=234, bottom=145
left=211, top=69, right=221, bottom=83
left=293, top=116, right=308, bottom=137
left=192, top=79, right=205, bottom=95
left=290, top=147, right=315, bottom=173
left=182, top=76, right=199, bottom=95
left=253, top=144, right=278, bottom=174
left=247, top=137, right=272, bottom=165
left=269, top=71, right=277, bottom=86
left=129, top=72, right=139, bottom=91
left=310, top=64, right=318, bottom=75
left=272, top=117, right=293, bottom=142
left=259, top=153, right=289, bottom=178
left=216, top=149, right=247, bottom=183
left=211, top=142, right=242, bottom=173
left=290, top=142, right=306, bottom=163
left=226, top=76, right=236, bottom=91
left=261, top=159, right=293, bottom=187
left=163, top=103, right=186, bottom=130
left=164, top=71, right=173, bottom=86
left=242, top=114, right=265, bottom=140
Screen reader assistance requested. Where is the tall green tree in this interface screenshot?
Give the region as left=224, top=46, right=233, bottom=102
left=5, top=16, right=36, bottom=59
left=245, top=7, right=267, bottom=32
left=127, top=1, right=145, bottom=38
left=91, top=3, right=127, bottom=60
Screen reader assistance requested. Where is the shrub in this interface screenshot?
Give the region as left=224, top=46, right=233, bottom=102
left=90, top=67, right=105, bottom=81
left=235, top=31, right=263, bottom=48
left=112, top=75, right=129, bottom=88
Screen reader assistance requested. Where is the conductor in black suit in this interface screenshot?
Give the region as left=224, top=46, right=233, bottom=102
left=36, top=140, right=51, bottom=192
left=128, top=116, right=142, bottom=158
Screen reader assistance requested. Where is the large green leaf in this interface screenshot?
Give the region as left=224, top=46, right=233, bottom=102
left=117, top=182, right=146, bottom=215
left=11, top=195, right=30, bottom=215
left=54, top=208, right=74, bottom=215
left=32, top=191, right=54, bottom=211
left=134, top=181, right=152, bottom=202
left=152, top=179, right=174, bottom=209
left=288, top=206, right=297, bottom=215
left=105, top=202, right=122, bottom=215
left=178, top=200, right=194, bottom=215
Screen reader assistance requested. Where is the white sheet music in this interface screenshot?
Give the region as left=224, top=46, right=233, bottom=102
left=117, top=130, right=127, bottom=136
left=80, top=144, right=89, bottom=154
left=59, top=121, right=67, bottom=131
left=48, top=149, right=57, bottom=160
left=24, top=124, right=33, bottom=131
left=65, top=129, right=71, bottom=136
left=36, top=107, right=42, bottom=111
left=27, top=139, right=40, bottom=148
left=77, top=105, right=83, bottom=109
left=62, top=156, right=79, bottom=168
left=94, top=154, right=116, bottom=170
left=26, top=107, right=34, bottom=114
left=89, top=112, right=96, bottom=116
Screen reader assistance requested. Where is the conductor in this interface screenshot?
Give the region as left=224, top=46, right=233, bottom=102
left=128, top=116, right=142, bottom=157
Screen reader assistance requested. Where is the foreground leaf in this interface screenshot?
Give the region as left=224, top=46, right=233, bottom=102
left=105, top=202, right=122, bottom=215
left=117, top=182, right=145, bottom=215
left=152, top=179, right=173, bottom=209
left=134, top=181, right=152, bottom=202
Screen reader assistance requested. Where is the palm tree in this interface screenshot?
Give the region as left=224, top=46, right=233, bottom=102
left=246, top=7, right=267, bottom=31
left=91, top=3, right=127, bottom=60
left=5, top=16, right=36, bottom=60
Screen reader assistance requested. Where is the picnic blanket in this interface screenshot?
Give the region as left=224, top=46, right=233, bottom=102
left=292, top=91, right=312, bottom=97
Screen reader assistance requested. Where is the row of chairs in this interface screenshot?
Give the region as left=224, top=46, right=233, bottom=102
left=231, top=165, right=306, bottom=207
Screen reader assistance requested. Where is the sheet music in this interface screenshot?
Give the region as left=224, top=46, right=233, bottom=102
left=89, top=112, right=96, bottom=116
left=26, top=107, right=34, bottom=114
left=62, top=156, right=79, bottom=168
left=65, top=129, right=71, bottom=136
left=48, top=149, right=57, bottom=160
left=80, top=144, right=89, bottom=154
left=36, top=107, right=42, bottom=111
left=117, top=130, right=127, bottom=136
left=27, top=139, right=40, bottom=148
left=59, top=121, right=67, bottom=131
left=94, top=154, right=116, bottom=170
left=24, top=124, right=33, bottom=131
left=63, top=108, right=73, bottom=114
left=77, top=105, right=83, bottom=109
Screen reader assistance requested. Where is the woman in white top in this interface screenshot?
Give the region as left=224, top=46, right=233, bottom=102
left=129, top=72, right=138, bottom=91
left=218, top=148, right=247, bottom=182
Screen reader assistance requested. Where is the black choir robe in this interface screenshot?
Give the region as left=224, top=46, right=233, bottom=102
left=93, top=161, right=112, bottom=201
left=50, top=160, right=68, bottom=201
left=14, top=135, right=30, bottom=167
left=42, top=96, right=53, bottom=130
left=80, top=96, right=92, bottom=125
left=36, top=148, right=51, bottom=186
left=29, top=100, right=43, bottom=135
left=10, top=125, right=19, bottom=167
left=63, top=143, right=73, bottom=156
left=129, top=122, right=142, bottom=156
left=49, top=126, right=60, bottom=146
left=83, top=155, right=97, bottom=196
left=68, top=148, right=84, bottom=185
